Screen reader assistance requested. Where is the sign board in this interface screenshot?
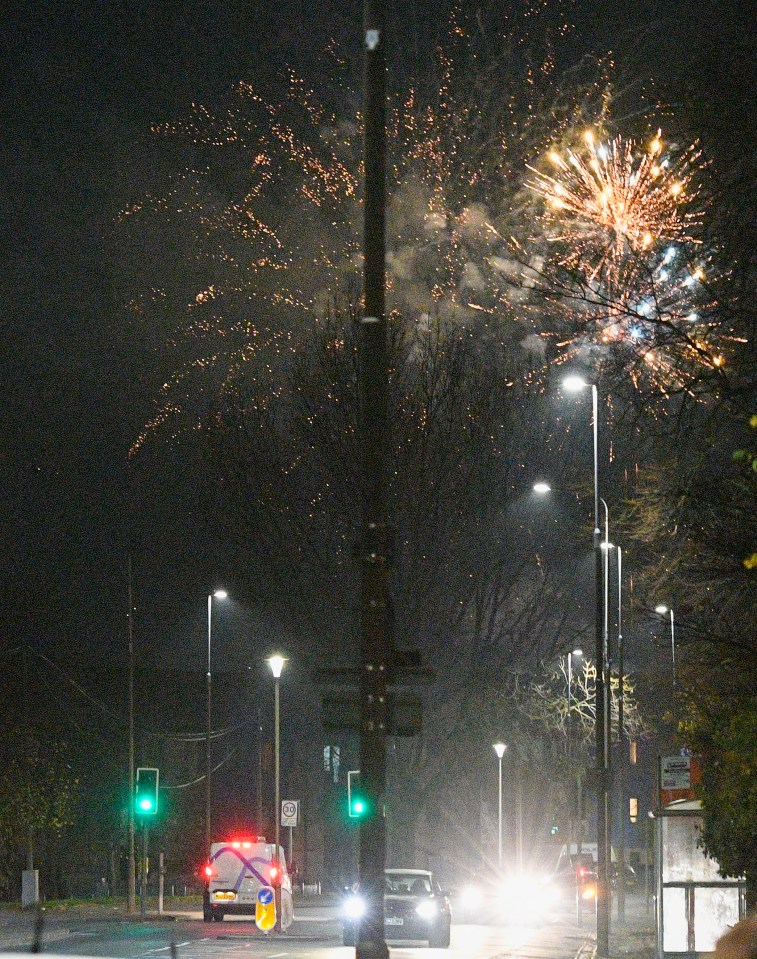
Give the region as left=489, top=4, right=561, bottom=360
left=661, top=756, right=691, bottom=790
left=659, top=755, right=701, bottom=806
left=281, top=799, right=299, bottom=827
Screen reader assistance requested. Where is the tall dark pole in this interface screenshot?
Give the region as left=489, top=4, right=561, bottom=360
left=127, top=557, right=136, bottom=912
left=357, top=0, right=390, bottom=955
left=206, top=593, right=213, bottom=854
left=592, top=385, right=610, bottom=958
left=616, top=547, right=626, bottom=922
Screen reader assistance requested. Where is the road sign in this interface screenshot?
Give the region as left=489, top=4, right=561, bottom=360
left=661, top=756, right=691, bottom=790
left=281, top=799, right=299, bottom=827
left=659, top=755, right=701, bottom=806
left=255, top=886, right=276, bottom=931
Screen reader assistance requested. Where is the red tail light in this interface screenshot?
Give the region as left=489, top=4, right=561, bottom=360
left=203, top=865, right=214, bottom=878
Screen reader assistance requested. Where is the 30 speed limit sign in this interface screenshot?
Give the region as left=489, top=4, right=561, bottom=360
left=281, top=800, right=299, bottom=827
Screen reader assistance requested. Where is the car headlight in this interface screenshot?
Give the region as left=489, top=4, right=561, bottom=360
left=415, top=899, right=438, bottom=920
left=344, top=896, right=367, bottom=919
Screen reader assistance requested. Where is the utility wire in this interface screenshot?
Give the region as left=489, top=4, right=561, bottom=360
left=30, top=647, right=255, bottom=742
left=161, top=744, right=243, bottom=790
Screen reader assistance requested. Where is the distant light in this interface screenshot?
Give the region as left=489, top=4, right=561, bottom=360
left=687, top=312, right=699, bottom=322
left=213, top=589, right=228, bottom=600
left=572, top=648, right=583, bottom=657
left=493, top=742, right=507, bottom=759
left=664, top=246, right=677, bottom=262
left=584, top=130, right=595, bottom=146
left=597, top=144, right=608, bottom=161
left=655, top=604, right=669, bottom=615
left=629, top=326, right=644, bottom=340
left=267, top=654, right=286, bottom=678
left=562, top=374, right=588, bottom=393
left=533, top=482, right=552, bottom=494
left=659, top=269, right=669, bottom=281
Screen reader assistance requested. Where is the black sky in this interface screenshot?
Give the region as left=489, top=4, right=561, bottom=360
left=2, top=0, right=754, bottom=683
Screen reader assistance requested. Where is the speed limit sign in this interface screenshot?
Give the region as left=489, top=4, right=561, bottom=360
left=281, top=800, right=299, bottom=827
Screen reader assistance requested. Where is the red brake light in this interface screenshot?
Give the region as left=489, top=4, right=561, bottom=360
left=203, top=865, right=214, bottom=878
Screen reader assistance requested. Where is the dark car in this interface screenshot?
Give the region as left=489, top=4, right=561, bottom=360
left=342, top=868, right=452, bottom=948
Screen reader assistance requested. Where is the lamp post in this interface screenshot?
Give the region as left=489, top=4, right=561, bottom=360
left=267, top=654, right=286, bottom=933
left=654, top=605, right=676, bottom=689
left=206, top=589, right=227, bottom=852
left=562, top=374, right=610, bottom=958
left=617, top=547, right=626, bottom=921
left=567, top=647, right=583, bottom=854
left=493, top=743, right=507, bottom=872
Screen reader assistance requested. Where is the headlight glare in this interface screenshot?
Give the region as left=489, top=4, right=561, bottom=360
left=344, top=895, right=367, bottom=919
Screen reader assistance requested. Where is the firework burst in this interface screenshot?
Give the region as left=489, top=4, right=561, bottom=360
left=527, top=130, right=702, bottom=291
left=524, top=130, right=736, bottom=399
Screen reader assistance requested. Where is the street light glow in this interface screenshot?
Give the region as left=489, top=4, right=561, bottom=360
left=562, top=374, right=589, bottom=393
left=533, top=481, right=551, bottom=494
left=572, top=648, right=583, bottom=657
left=655, top=604, right=669, bottom=614
left=213, top=589, right=228, bottom=600
left=493, top=742, right=507, bottom=759
left=267, top=654, right=286, bottom=679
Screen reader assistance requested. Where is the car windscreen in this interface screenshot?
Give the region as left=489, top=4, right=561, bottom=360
left=385, top=874, right=432, bottom=895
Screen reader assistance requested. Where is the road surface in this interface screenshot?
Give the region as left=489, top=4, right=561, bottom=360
left=0, top=901, right=594, bottom=959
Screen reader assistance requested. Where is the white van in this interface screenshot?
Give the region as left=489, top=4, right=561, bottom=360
left=203, top=837, right=293, bottom=927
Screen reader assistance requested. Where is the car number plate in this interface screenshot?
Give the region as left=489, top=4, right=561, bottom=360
left=386, top=917, right=403, bottom=926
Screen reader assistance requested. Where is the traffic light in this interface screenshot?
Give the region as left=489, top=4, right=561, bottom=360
left=550, top=822, right=559, bottom=836
left=347, top=769, right=369, bottom=818
left=135, top=767, right=159, bottom=816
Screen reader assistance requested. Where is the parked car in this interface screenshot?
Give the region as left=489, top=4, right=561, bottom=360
left=342, top=868, right=452, bottom=948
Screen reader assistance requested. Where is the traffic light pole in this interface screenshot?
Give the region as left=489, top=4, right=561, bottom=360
left=140, top=822, right=148, bottom=919
left=357, top=0, right=390, bottom=956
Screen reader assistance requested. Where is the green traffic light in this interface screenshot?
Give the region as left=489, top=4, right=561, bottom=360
left=139, top=798, right=154, bottom=811
left=352, top=799, right=366, bottom=815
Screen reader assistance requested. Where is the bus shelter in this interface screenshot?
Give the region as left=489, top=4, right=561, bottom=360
left=653, top=800, right=746, bottom=958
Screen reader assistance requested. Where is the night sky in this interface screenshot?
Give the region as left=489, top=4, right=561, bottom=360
left=2, top=0, right=754, bottom=681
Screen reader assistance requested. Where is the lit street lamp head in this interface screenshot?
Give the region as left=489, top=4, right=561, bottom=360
left=493, top=742, right=507, bottom=759
left=267, top=654, right=286, bottom=679
left=562, top=374, right=589, bottom=393
left=533, top=481, right=551, bottom=494
left=655, top=604, right=669, bottom=615
left=213, top=589, right=228, bottom=600
left=572, top=648, right=583, bottom=657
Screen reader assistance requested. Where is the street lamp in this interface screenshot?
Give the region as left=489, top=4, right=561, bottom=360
left=267, top=654, right=286, bottom=932
left=654, top=605, right=676, bottom=689
left=532, top=481, right=552, bottom=494
left=562, top=373, right=611, bottom=957
left=206, top=589, right=228, bottom=852
left=493, top=743, right=507, bottom=872
left=567, top=648, right=583, bottom=856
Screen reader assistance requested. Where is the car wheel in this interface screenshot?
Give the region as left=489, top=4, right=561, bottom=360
left=212, top=911, right=224, bottom=921
left=429, top=921, right=451, bottom=948
left=343, top=927, right=356, bottom=946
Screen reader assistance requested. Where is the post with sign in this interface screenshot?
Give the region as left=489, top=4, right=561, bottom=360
left=281, top=800, right=299, bottom=873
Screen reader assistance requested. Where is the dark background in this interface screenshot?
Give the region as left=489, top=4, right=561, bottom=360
left=1, top=0, right=754, bottom=890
